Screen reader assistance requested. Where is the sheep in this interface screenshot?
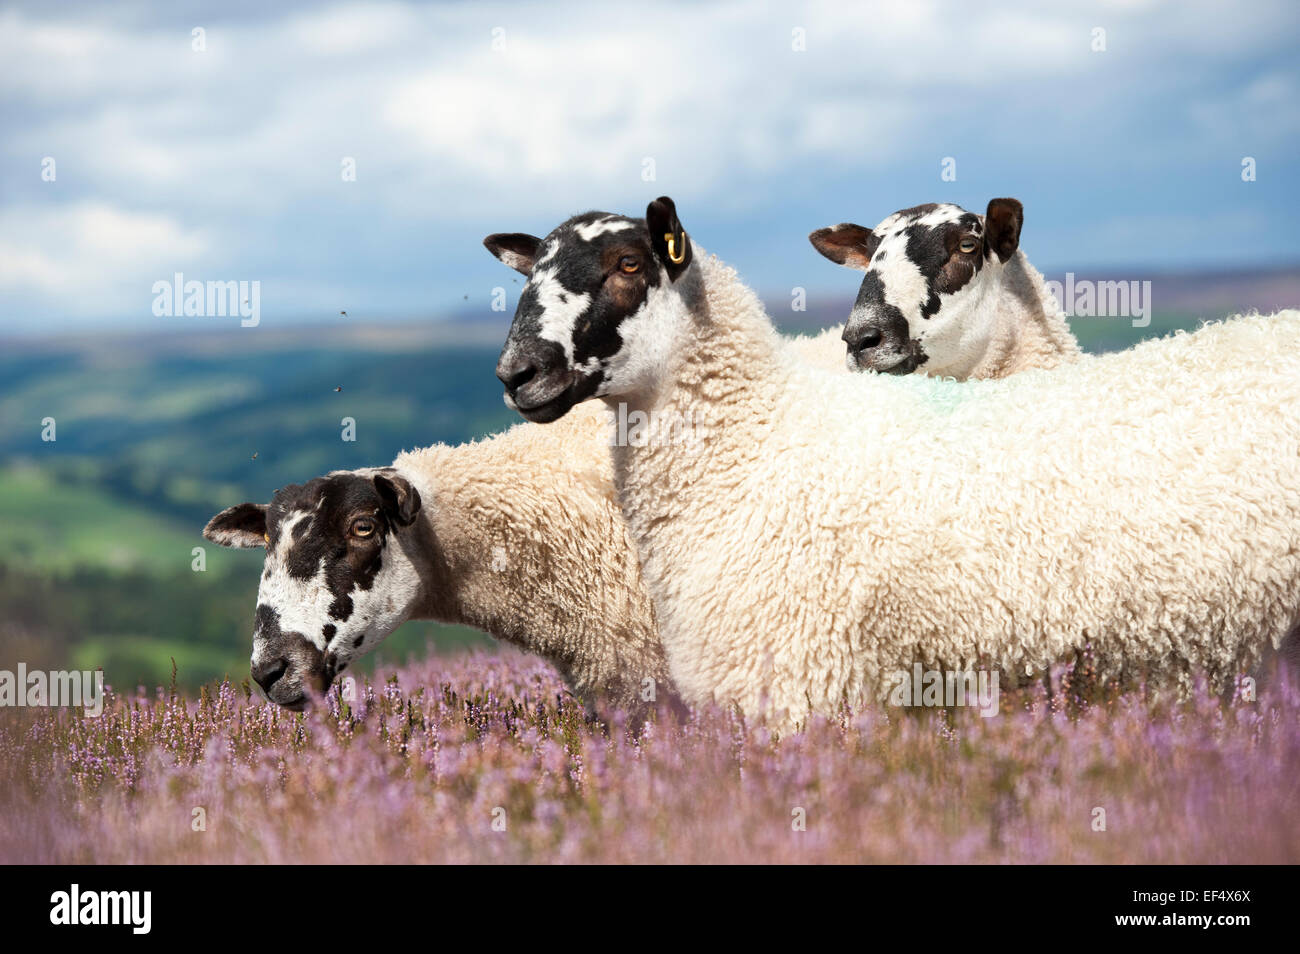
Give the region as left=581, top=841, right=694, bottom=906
left=203, top=325, right=848, bottom=718
left=202, top=399, right=670, bottom=716
left=809, top=199, right=1080, bottom=378
left=491, top=195, right=1300, bottom=729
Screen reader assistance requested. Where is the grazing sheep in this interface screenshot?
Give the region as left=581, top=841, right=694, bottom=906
left=203, top=325, right=847, bottom=717
left=492, top=195, right=1300, bottom=728
left=810, top=199, right=1080, bottom=378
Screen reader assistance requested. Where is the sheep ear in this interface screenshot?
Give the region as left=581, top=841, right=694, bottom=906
left=984, top=198, right=1023, bottom=263
left=204, top=503, right=268, bottom=549
left=374, top=473, right=422, bottom=527
left=809, top=224, right=879, bottom=270
left=647, top=196, right=692, bottom=281
left=483, top=233, right=543, bottom=276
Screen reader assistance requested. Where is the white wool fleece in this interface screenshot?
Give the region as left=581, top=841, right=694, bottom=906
left=611, top=253, right=1300, bottom=728
left=390, top=324, right=848, bottom=714
left=966, top=250, right=1081, bottom=378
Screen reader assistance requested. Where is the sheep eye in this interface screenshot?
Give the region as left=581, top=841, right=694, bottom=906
left=619, top=256, right=640, bottom=274
left=959, top=237, right=979, bottom=254
left=350, top=517, right=376, bottom=538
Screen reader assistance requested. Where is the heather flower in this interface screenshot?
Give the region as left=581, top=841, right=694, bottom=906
left=1, top=648, right=1296, bottom=863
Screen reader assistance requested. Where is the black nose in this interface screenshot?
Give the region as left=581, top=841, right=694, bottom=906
left=252, top=657, right=289, bottom=693
left=845, top=326, right=884, bottom=354
left=496, top=355, right=538, bottom=391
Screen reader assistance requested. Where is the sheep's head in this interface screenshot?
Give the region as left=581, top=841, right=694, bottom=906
left=486, top=196, right=694, bottom=423
left=203, top=469, right=424, bottom=710
left=810, top=198, right=1023, bottom=377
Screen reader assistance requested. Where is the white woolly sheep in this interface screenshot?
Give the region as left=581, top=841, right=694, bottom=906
left=203, top=325, right=847, bottom=717
left=492, top=195, right=1300, bottom=728
left=203, top=400, right=673, bottom=716
left=200, top=202, right=1114, bottom=720
left=810, top=199, right=1080, bottom=378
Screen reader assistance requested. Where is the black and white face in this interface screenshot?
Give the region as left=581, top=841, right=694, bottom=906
left=487, top=196, right=694, bottom=423
left=810, top=199, right=1024, bottom=377
left=203, top=470, right=424, bottom=710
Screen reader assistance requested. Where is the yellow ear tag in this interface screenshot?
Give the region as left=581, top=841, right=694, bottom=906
left=263, top=533, right=270, bottom=544
left=664, top=232, right=686, bottom=265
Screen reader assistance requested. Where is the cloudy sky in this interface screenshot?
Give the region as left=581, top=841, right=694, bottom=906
left=2, top=0, right=1298, bottom=332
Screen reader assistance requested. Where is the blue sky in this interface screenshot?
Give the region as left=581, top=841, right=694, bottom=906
left=2, top=0, right=1298, bottom=332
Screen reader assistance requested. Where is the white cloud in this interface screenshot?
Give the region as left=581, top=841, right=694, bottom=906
left=0, top=0, right=1295, bottom=325
left=6, top=0, right=1293, bottom=208
left=0, top=2, right=1134, bottom=213
left=0, top=202, right=210, bottom=314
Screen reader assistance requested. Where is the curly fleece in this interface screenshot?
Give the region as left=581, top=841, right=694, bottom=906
left=974, top=250, right=1081, bottom=378
left=609, top=253, right=1300, bottom=726
left=390, top=326, right=848, bottom=714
